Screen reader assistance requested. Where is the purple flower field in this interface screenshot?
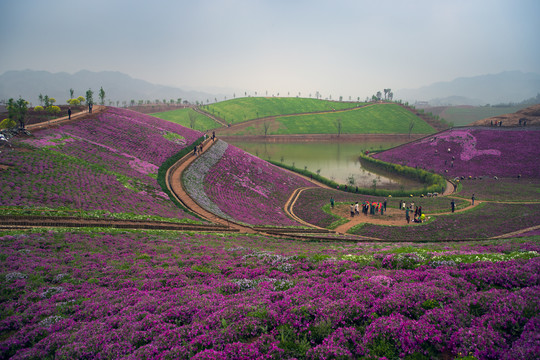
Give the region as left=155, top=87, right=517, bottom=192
left=350, top=202, right=540, bottom=241
left=2, top=107, right=540, bottom=359
left=185, top=141, right=314, bottom=226
left=0, top=108, right=202, bottom=222
left=374, top=128, right=540, bottom=178
left=0, top=230, right=538, bottom=359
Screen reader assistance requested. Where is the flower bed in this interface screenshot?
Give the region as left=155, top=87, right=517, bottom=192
left=453, top=177, right=540, bottom=202
left=350, top=202, right=540, bottom=241
left=185, top=141, right=314, bottom=226
left=293, top=188, right=469, bottom=229
left=0, top=230, right=538, bottom=359
left=1, top=107, right=202, bottom=222
left=374, top=128, right=540, bottom=178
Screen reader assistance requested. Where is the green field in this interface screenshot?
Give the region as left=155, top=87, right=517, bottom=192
left=227, top=103, right=435, bottom=135
left=438, top=105, right=530, bottom=126
left=151, top=108, right=220, bottom=131
left=200, top=97, right=365, bottom=123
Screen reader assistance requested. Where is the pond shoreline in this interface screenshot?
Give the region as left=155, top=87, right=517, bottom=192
left=219, top=133, right=426, bottom=143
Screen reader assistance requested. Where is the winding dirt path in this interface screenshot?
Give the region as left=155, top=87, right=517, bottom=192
left=165, top=139, right=256, bottom=233
left=26, top=106, right=107, bottom=131
left=284, top=181, right=539, bottom=240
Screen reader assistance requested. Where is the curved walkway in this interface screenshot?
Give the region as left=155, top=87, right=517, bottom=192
left=165, top=139, right=256, bottom=233
left=284, top=182, right=539, bottom=240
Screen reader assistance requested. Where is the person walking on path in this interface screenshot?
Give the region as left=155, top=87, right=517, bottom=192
left=330, top=197, right=334, bottom=209
left=471, top=194, right=475, bottom=205
left=350, top=204, right=355, bottom=217
left=355, top=202, right=359, bottom=215
left=451, top=200, right=455, bottom=213
left=383, top=199, right=387, bottom=211
left=405, top=206, right=410, bottom=223
left=68, top=107, right=72, bottom=120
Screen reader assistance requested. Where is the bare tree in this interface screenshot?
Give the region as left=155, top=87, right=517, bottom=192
left=334, top=118, right=342, bottom=137
left=263, top=121, right=271, bottom=137
left=188, top=111, right=197, bottom=129
left=408, top=119, right=415, bottom=139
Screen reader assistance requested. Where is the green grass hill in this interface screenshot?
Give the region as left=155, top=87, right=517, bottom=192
left=152, top=108, right=221, bottom=132
left=199, top=97, right=364, bottom=124
left=218, top=103, right=436, bottom=136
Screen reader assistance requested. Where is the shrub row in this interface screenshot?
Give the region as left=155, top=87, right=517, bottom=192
left=270, top=154, right=446, bottom=198
left=157, top=136, right=204, bottom=218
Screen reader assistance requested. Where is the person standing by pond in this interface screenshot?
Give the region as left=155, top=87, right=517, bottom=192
left=451, top=199, right=455, bottom=213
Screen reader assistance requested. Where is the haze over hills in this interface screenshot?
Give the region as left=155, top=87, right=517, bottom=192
left=397, top=71, right=540, bottom=106
left=0, top=70, right=219, bottom=106
left=1, top=69, right=539, bottom=108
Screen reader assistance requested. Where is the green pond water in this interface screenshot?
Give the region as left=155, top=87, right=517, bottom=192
left=228, top=140, right=422, bottom=189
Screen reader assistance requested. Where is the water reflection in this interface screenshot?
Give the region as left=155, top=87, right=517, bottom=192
left=228, top=140, right=421, bottom=189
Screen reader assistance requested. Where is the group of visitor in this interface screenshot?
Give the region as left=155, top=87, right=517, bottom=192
left=193, top=143, right=204, bottom=156
left=348, top=200, right=387, bottom=217
left=399, top=200, right=425, bottom=223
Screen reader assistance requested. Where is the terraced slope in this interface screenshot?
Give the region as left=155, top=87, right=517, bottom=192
left=0, top=108, right=203, bottom=223
left=373, top=127, right=540, bottom=178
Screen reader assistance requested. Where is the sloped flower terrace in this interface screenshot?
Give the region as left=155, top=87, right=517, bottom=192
left=1, top=108, right=202, bottom=221
left=373, top=127, right=540, bottom=178
left=183, top=140, right=314, bottom=227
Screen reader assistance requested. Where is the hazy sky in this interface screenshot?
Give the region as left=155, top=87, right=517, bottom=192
left=1, top=0, right=539, bottom=99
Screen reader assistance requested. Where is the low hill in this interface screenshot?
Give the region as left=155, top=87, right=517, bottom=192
left=215, top=103, right=436, bottom=136
left=0, top=108, right=203, bottom=221
left=419, top=104, right=533, bottom=126
left=373, top=127, right=540, bottom=178
left=152, top=107, right=222, bottom=132
left=470, top=104, right=540, bottom=127
left=398, top=71, right=540, bottom=105
left=200, top=97, right=364, bottom=124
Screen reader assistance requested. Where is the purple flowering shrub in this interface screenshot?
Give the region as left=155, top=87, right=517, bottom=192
left=293, top=188, right=470, bottom=228
left=54, top=107, right=202, bottom=165
left=453, top=177, right=540, bottom=202
left=351, top=202, right=540, bottom=240
left=196, top=142, right=314, bottom=226
left=374, top=128, right=540, bottom=178
left=0, top=231, right=539, bottom=359
left=1, top=107, right=202, bottom=221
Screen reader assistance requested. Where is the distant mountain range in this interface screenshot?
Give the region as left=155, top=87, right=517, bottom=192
left=1, top=69, right=539, bottom=107
left=0, top=70, right=219, bottom=106
left=397, top=71, right=540, bottom=106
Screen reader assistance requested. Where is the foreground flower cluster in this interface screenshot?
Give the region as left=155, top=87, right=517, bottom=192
left=0, top=230, right=538, bottom=359
left=185, top=141, right=314, bottom=226
left=1, top=108, right=202, bottom=221
left=374, top=128, right=540, bottom=178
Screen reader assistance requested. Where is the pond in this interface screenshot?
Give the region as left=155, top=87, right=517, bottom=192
left=228, top=140, right=424, bottom=190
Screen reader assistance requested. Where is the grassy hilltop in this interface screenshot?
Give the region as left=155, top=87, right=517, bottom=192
left=152, top=97, right=443, bottom=136
left=200, top=97, right=363, bottom=123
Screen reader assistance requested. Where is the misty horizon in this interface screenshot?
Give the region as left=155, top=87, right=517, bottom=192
left=1, top=0, right=539, bottom=100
